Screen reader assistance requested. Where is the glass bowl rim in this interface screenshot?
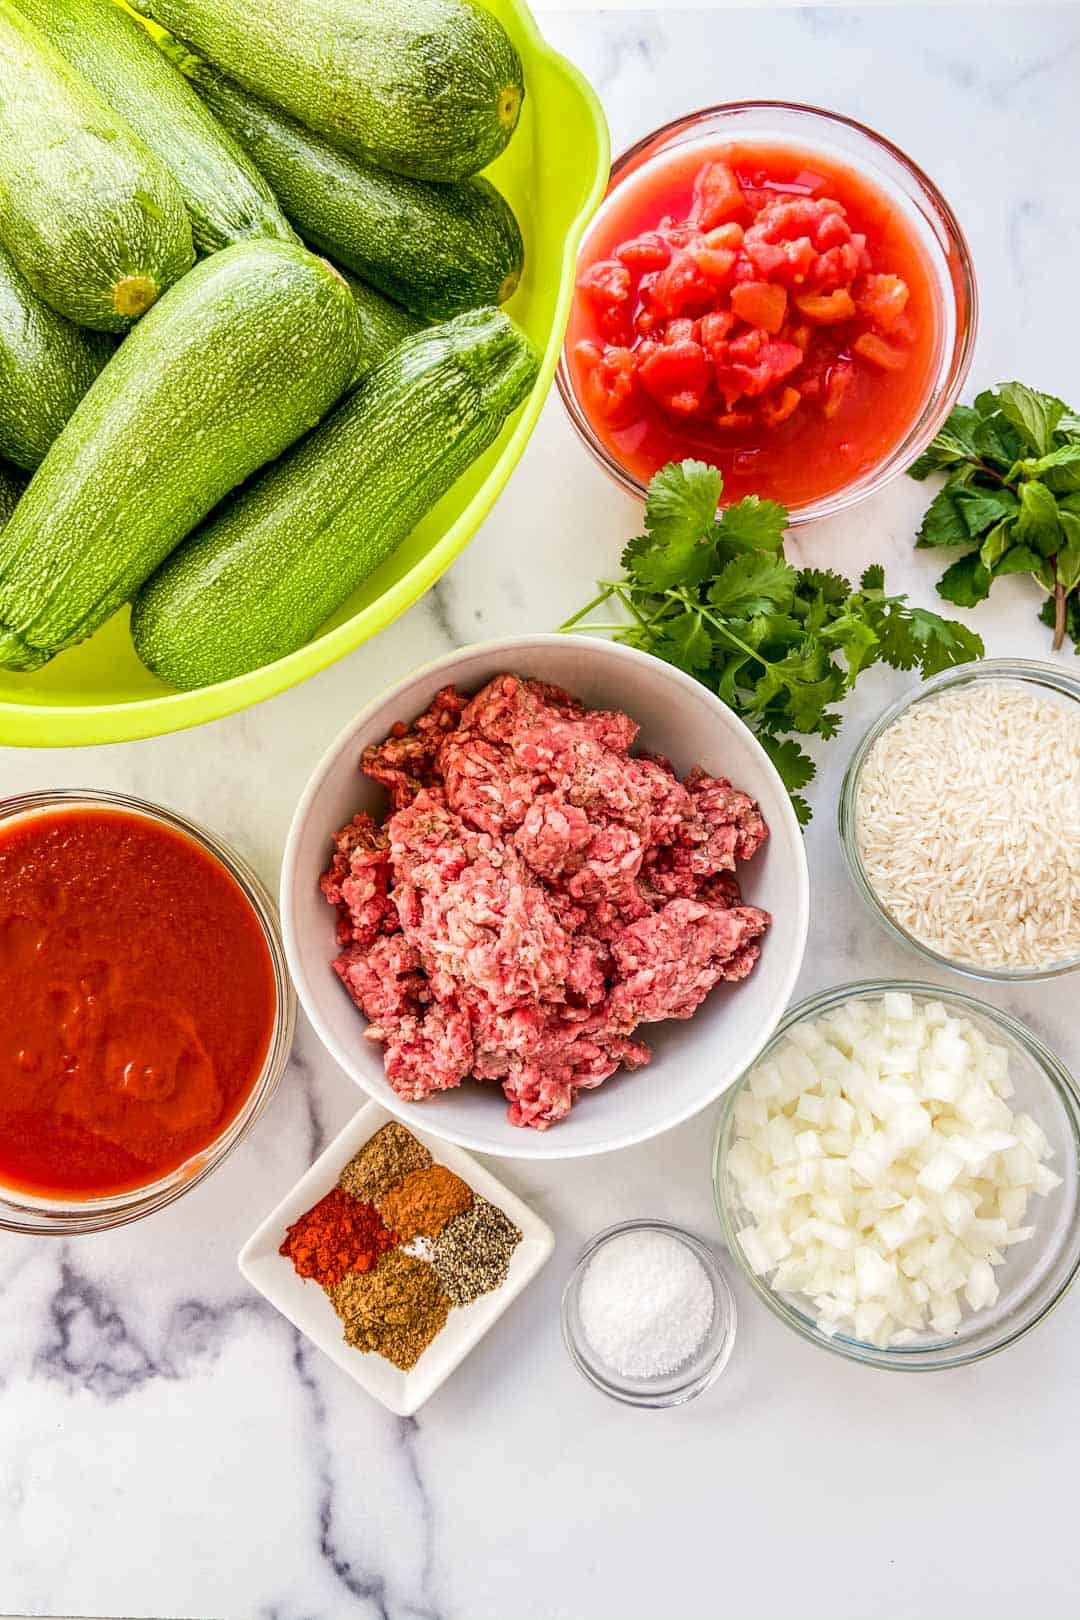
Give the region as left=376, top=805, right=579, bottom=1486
left=0, top=788, right=296, bottom=1235
left=838, top=658, right=1080, bottom=982
left=712, top=977, right=1080, bottom=1370
left=561, top=1216, right=737, bottom=1406
left=555, top=96, right=979, bottom=527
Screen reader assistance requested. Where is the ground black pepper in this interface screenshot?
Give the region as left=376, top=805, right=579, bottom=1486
left=430, top=1197, right=522, bottom=1306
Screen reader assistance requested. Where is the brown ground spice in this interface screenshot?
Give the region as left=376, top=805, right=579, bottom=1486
left=378, top=1163, right=473, bottom=1242
left=338, top=1122, right=432, bottom=1204
left=329, top=1249, right=450, bottom=1370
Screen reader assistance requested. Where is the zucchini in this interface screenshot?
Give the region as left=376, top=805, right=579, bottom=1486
left=0, top=464, right=26, bottom=531
left=0, top=240, right=360, bottom=671
left=342, top=272, right=425, bottom=388
left=131, top=308, right=539, bottom=688
left=0, top=0, right=194, bottom=331
left=135, top=0, right=524, bottom=181
left=15, top=0, right=295, bottom=256
left=0, top=241, right=113, bottom=471
left=192, top=69, right=524, bottom=320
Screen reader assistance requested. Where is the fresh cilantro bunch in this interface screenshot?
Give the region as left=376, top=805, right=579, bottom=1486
left=562, top=460, right=983, bottom=824
left=909, top=381, right=1080, bottom=650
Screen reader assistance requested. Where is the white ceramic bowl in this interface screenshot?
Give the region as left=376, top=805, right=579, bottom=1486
left=239, top=1100, right=554, bottom=1415
left=281, top=635, right=809, bottom=1159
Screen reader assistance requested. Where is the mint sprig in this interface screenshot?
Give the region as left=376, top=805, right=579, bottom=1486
left=562, top=460, right=983, bottom=825
left=910, top=381, right=1080, bottom=650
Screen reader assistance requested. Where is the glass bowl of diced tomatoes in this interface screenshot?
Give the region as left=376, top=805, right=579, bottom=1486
left=557, top=102, right=977, bottom=524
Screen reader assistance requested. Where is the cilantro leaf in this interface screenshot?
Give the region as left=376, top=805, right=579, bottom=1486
left=716, top=495, right=788, bottom=552
left=644, top=459, right=722, bottom=545
left=567, top=460, right=983, bottom=825
left=707, top=553, right=797, bottom=617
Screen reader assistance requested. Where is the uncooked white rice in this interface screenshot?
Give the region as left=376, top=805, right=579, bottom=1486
left=854, top=681, right=1080, bottom=970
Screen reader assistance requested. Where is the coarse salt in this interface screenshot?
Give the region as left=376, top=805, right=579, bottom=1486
left=578, top=1229, right=714, bottom=1378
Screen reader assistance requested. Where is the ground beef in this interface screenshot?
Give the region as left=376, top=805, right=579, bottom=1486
left=325, top=674, right=770, bottom=1129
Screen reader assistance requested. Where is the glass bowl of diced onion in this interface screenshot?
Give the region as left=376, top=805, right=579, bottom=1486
left=713, top=982, right=1080, bottom=1369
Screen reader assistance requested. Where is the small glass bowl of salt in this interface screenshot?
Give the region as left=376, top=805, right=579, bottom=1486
left=561, top=1219, right=737, bottom=1407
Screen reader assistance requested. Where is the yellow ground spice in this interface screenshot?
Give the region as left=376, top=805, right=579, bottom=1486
left=377, top=1163, right=473, bottom=1242
left=337, top=1121, right=432, bottom=1204
left=329, top=1249, right=450, bottom=1370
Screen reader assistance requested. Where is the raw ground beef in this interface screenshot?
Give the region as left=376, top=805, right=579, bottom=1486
left=322, top=674, right=770, bottom=1129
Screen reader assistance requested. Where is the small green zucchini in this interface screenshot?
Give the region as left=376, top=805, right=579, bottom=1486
left=0, top=464, right=26, bottom=531
left=0, top=0, right=194, bottom=331
left=0, top=242, right=113, bottom=471
left=135, top=0, right=524, bottom=181
left=131, top=308, right=539, bottom=688
left=341, top=273, right=426, bottom=388
left=192, top=69, right=524, bottom=320
left=15, top=0, right=295, bottom=256
left=0, top=241, right=359, bottom=670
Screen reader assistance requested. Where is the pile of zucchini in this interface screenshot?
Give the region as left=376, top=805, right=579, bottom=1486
left=0, top=0, right=538, bottom=686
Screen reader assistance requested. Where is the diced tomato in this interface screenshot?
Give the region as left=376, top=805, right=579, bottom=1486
left=853, top=332, right=908, bottom=370
left=576, top=341, right=637, bottom=423
left=812, top=210, right=851, bottom=251
left=823, top=361, right=853, bottom=418
left=715, top=408, right=754, bottom=431
left=691, top=161, right=747, bottom=229
left=664, top=317, right=698, bottom=345
left=699, top=309, right=736, bottom=361
left=577, top=259, right=631, bottom=305
left=760, top=386, right=801, bottom=428
left=651, top=251, right=715, bottom=316
left=857, top=272, right=910, bottom=331
left=568, top=138, right=932, bottom=508
left=637, top=338, right=710, bottom=416
left=615, top=232, right=671, bottom=272
left=705, top=222, right=744, bottom=250
left=730, top=281, right=788, bottom=334
left=795, top=288, right=857, bottom=324
left=811, top=243, right=860, bottom=290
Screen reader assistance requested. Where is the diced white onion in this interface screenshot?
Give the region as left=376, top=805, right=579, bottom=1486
left=732, top=996, right=1059, bottom=1349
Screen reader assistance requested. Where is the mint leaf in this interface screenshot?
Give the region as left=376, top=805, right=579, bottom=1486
left=1015, top=478, right=1062, bottom=557
left=916, top=487, right=969, bottom=548
left=707, top=553, right=797, bottom=618
left=955, top=486, right=1020, bottom=536
left=937, top=552, right=992, bottom=607
left=992, top=543, right=1042, bottom=576
left=1021, top=444, right=1080, bottom=493
left=979, top=518, right=1015, bottom=570
left=1057, top=511, right=1080, bottom=594
left=997, top=381, right=1064, bottom=456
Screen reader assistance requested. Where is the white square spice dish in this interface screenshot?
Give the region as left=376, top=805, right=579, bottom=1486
left=238, top=1100, right=555, bottom=1415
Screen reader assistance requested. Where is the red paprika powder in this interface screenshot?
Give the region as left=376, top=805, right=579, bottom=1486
left=279, top=1187, right=397, bottom=1286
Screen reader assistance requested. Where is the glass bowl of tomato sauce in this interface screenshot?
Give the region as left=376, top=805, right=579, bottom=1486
left=0, top=791, right=296, bottom=1234
left=557, top=102, right=977, bottom=523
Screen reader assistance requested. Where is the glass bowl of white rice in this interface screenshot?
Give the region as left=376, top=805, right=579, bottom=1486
left=838, top=659, right=1080, bottom=981
left=713, top=982, right=1080, bottom=1370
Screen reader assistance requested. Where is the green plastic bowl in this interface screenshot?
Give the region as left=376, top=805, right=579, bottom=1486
left=0, top=2, right=609, bottom=746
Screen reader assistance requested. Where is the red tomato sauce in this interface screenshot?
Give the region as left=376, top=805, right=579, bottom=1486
left=0, top=807, right=277, bottom=1199
left=567, top=140, right=941, bottom=509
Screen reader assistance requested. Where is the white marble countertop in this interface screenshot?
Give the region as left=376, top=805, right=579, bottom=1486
left=3, top=7, right=1080, bottom=1618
